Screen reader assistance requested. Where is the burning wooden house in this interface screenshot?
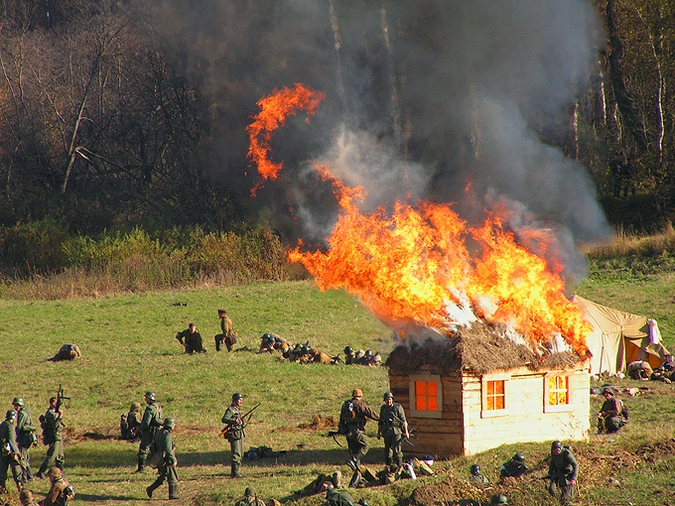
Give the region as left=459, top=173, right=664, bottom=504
left=386, top=322, right=590, bottom=457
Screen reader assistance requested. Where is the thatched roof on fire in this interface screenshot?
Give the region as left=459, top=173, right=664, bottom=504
left=385, top=320, right=586, bottom=375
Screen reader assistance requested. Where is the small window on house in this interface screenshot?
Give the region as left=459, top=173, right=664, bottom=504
left=481, top=373, right=509, bottom=418
left=486, top=379, right=505, bottom=410
left=409, top=374, right=442, bottom=419
left=544, top=373, right=573, bottom=413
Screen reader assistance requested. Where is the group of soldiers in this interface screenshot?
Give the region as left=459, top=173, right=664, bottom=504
left=342, top=348, right=382, bottom=366
left=173, top=309, right=238, bottom=354
left=258, top=334, right=338, bottom=365
left=0, top=396, right=70, bottom=505
left=467, top=439, right=578, bottom=506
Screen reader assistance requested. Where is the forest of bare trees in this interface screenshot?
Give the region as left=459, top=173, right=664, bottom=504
left=0, top=0, right=674, bottom=238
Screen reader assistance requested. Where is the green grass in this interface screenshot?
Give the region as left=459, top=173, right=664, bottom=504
left=3, top=265, right=675, bottom=506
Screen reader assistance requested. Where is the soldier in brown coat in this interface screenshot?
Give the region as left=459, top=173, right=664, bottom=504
left=338, top=389, right=379, bottom=469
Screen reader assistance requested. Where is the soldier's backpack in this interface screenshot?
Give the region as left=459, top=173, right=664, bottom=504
left=39, top=413, right=56, bottom=446
left=338, top=400, right=356, bottom=434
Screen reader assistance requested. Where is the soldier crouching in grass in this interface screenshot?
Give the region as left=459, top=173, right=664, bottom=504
left=146, top=418, right=179, bottom=500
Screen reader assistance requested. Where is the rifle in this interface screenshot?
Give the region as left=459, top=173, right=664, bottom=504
left=56, top=385, right=70, bottom=411
left=3, top=442, right=25, bottom=472
left=219, top=403, right=261, bottom=438
left=326, top=430, right=344, bottom=447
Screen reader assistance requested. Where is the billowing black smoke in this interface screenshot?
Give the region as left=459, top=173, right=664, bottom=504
left=141, top=0, right=610, bottom=284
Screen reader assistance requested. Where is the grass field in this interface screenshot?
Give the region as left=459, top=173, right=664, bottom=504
left=2, top=268, right=675, bottom=506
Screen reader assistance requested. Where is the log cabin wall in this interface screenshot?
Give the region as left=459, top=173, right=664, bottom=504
left=388, top=364, right=590, bottom=457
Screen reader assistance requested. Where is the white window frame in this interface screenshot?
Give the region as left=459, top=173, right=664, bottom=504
left=409, top=373, right=443, bottom=419
left=481, top=373, right=510, bottom=418
left=543, top=372, right=573, bottom=413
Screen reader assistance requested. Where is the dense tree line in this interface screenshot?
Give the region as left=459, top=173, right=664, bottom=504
left=0, top=0, right=674, bottom=240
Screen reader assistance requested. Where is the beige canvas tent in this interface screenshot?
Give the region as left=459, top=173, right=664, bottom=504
left=572, top=295, right=670, bottom=375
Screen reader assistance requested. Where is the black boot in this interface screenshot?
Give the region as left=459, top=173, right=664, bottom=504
left=146, top=486, right=154, bottom=499
left=168, top=483, right=179, bottom=499
left=134, top=456, right=145, bottom=474
left=349, top=471, right=362, bottom=488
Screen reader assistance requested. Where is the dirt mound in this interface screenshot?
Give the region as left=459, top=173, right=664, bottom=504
left=297, top=414, right=337, bottom=430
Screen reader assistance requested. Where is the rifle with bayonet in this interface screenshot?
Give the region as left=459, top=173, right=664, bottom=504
left=219, top=403, right=261, bottom=438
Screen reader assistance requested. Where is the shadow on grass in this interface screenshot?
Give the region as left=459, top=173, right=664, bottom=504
left=66, top=447, right=366, bottom=470
left=69, top=493, right=137, bottom=502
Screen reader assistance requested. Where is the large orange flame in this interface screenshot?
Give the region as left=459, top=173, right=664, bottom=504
left=250, top=85, right=591, bottom=357
left=246, top=83, right=325, bottom=195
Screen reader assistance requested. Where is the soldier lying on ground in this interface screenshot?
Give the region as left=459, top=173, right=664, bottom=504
left=48, top=344, right=81, bottom=362
left=259, top=333, right=287, bottom=353
left=294, top=471, right=342, bottom=497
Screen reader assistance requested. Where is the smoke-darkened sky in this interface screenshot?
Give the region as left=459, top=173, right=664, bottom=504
left=143, top=0, right=609, bottom=280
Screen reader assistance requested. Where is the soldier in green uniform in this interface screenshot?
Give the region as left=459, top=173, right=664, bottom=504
left=234, top=487, right=266, bottom=506
left=37, top=397, right=65, bottom=478
left=324, top=486, right=357, bottom=506
left=339, top=389, right=379, bottom=471
left=145, top=418, right=179, bottom=500
left=377, top=392, right=409, bottom=471
left=13, top=397, right=37, bottom=482
left=222, top=392, right=246, bottom=478
left=546, top=440, right=578, bottom=506
left=0, top=409, right=23, bottom=493
left=135, top=392, right=164, bottom=473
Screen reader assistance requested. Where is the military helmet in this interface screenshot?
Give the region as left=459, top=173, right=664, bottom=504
left=232, top=392, right=244, bottom=402
left=5, top=410, right=16, bottom=420
left=47, top=467, right=63, bottom=479
left=352, top=388, right=363, bottom=398
left=344, top=346, right=354, bottom=354
left=130, top=401, right=141, bottom=412
left=365, top=349, right=372, bottom=356
left=513, top=453, right=525, bottom=463
left=145, top=391, right=156, bottom=401
left=12, top=397, right=24, bottom=406
left=489, top=494, right=508, bottom=505
left=383, top=392, right=394, bottom=400
left=244, top=487, right=256, bottom=497
left=470, top=464, right=480, bottom=475
left=163, top=418, right=176, bottom=429
left=551, top=440, right=563, bottom=451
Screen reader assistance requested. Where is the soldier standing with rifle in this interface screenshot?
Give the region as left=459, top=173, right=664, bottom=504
left=13, top=397, right=37, bottom=483
left=339, top=389, right=379, bottom=472
left=146, top=418, right=179, bottom=500
left=36, top=396, right=65, bottom=478
left=221, top=392, right=247, bottom=478
left=134, top=392, right=164, bottom=473
left=0, top=409, right=23, bottom=493
left=377, top=392, right=409, bottom=472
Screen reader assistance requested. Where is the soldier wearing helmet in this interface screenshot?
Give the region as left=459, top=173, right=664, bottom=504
left=499, top=453, right=527, bottom=479
left=338, top=389, right=379, bottom=472
left=134, top=392, right=164, bottom=473
left=234, top=486, right=266, bottom=506
left=43, top=467, right=75, bottom=506
left=343, top=346, right=356, bottom=365
left=547, top=440, right=577, bottom=506
left=0, top=409, right=22, bottom=493
left=377, top=392, right=409, bottom=471
left=36, top=396, right=65, bottom=479
left=222, top=392, right=246, bottom=478
left=598, top=388, right=626, bottom=434
left=488, top=493, right=508, bottom=505
left=13, top=396, right=37, bottom=482
left=120, top=401, right=142, bottom=441
left=145, top=418, right=179, bottom=500
left=468, top=463, right=489, bottom=483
